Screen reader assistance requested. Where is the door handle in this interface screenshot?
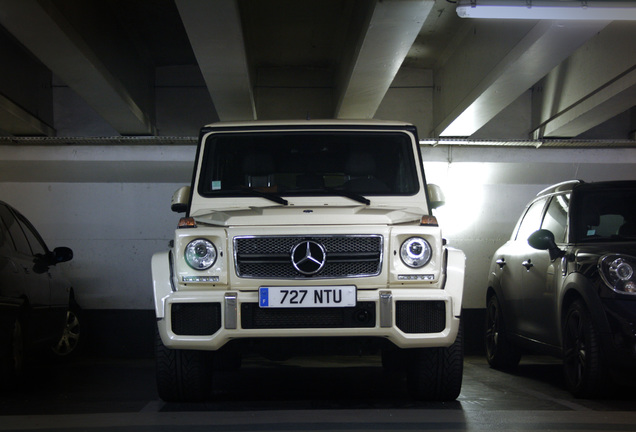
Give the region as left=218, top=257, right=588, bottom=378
left=522, top=259, right=533, bottom=270
left=495, top=258, right=506, bottom=269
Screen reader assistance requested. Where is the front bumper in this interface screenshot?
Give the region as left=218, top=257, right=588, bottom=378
left=601, top=297, right=636, bottom=367
left=152, top=247, right=465, bottom=351
left=156, top=288, right=461, bottom=351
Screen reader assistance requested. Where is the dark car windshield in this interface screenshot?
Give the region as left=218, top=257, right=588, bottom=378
left=197, top=131, right=420, bottom=200
left=572, top=187, right=636, bottom=242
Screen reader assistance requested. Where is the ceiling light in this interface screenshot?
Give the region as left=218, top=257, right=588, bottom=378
left=456, top=1, right=636, bottom=20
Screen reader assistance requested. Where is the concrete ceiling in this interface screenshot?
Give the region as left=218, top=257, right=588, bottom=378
left=0, top=0, right=635, bottom=142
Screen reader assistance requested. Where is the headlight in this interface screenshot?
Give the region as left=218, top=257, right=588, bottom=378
left=599, top=255, right=636, bottom=295
left=184, top=238, right=217, bottom=270
left=400, top=237, right=432, bottom=268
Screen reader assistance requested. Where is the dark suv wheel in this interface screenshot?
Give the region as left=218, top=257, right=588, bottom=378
left=485, top=295, right=521, bottom=370
left=562, top=300, right=605, bottom=398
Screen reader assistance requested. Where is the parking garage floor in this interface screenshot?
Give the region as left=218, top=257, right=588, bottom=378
left=1, top=354, right=635, bottom=432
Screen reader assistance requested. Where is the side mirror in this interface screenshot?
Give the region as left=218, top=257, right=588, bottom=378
left=171, top=186, right=191, bottom=213
left=53, top=246, right=74, bottom=264
left=528, top=229, right=563, bottom=260
left=427, top=184, right=445, bottom=209
left=33, top=246, right=73, bottom=273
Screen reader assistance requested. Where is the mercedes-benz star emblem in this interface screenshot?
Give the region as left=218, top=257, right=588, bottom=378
left=291, top=240, right=326, bottom=275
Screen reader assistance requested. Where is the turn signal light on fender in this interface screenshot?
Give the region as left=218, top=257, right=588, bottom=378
left=178, top=217, right=197, bottom=228
left=420, top=215, right=438, bottom=226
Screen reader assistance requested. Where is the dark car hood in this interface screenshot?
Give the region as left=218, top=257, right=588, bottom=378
left=573, top=241, right=636, bottom=258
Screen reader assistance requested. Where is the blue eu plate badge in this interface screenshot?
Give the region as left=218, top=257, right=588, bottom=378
left=259, top=287, right=269, bottom=307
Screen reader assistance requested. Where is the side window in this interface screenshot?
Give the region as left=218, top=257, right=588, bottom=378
left=0, top=204, right=31, bottom=255
left=0, top=207, right=9, bottom=252
left=541, top=193, right=570, bottom=243
left=515, top=198, right=547, bottom=242
left=16, top=215, right=47, bottom=256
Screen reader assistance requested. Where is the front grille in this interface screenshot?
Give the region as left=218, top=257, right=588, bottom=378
left=171, top=303, right=221, bottom=336
left=241, top=302, right=376, bottom=329
left=396, top=301, right=446, bottom=334
left=234, top=235, right=382, bottom=279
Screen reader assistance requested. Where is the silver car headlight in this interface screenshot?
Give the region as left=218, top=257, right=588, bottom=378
left=599, top=254, right=636, bottom=295
left=400, top=237, right=432, bottom=268
left=184, top=238, right=217, bottom=270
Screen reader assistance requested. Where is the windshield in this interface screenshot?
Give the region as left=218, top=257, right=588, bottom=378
left=197, top=131, right=420, bottom=200
left=572, top=187, right=636, bottom=242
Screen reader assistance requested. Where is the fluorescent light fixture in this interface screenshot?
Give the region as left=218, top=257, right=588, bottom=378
left=456, top=1, right=636, bottom=20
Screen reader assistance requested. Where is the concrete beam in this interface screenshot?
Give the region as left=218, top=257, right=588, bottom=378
left=0, top=93, right=55, bottom=136
left=176, top=0, right=255, bottom=122
left=532, top=22, right=636, bottom=139
left=335, top=0, right=433, bottom=119
left=0, top=0, right=154, bottom=136
left=434, top=19, right=609, bottom=137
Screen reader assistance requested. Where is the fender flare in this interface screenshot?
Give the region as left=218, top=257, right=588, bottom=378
left=444, top=246, right=466, bottom=318
left=558, top=273, right=610, bottom=341
left=152, top=251, right=173, bottom=319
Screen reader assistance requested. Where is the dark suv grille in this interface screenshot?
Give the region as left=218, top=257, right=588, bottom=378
left=234, top=235, right=382, bottom=279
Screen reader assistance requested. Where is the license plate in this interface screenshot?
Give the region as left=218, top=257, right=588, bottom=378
left=259, top=286, right=356, bottom=308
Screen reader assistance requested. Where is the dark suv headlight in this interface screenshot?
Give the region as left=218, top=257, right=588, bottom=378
left=599, top=254, right=636, bottom=295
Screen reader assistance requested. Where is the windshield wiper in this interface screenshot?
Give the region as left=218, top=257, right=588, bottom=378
left=324, top=187, right=371, bottom=205
left=236, top=187, right=288, bottom=205
left=292, top=186, right=370, bottom=205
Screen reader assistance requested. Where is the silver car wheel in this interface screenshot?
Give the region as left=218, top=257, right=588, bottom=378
left=53, top=309, right=81, bottom=356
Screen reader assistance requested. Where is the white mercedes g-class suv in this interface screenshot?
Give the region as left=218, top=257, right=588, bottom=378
left=152, top=120, right=465, bottom=401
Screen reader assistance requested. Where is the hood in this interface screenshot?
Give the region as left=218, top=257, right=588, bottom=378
left=191, top=205, right=425, bottom=227
left=574, top=242, right=636, bottom=259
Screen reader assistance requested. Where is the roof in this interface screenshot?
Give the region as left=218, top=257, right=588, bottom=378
left=537, top=179, right=636, bottom=197
left=203, top=119, right=415, bottom=129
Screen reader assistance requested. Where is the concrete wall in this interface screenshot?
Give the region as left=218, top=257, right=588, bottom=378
left=1, top=144, right=635, bottom=355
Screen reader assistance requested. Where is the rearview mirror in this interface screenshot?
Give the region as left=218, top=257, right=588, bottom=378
left=171, top=186, right=191, bottom=213
left=427, top=184, right=445, bottom=209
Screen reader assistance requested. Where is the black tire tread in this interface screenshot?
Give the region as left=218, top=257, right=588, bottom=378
left=407, top=320, right=464, bottom=401
left=562, top=299, right=606, bottom=398
left=485, top=295, right=521, bottom=370
left=155, top=329, right=213, bottom=402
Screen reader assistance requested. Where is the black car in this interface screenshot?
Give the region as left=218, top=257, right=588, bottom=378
left=0, top=201, right=80, bottom=386
left=485, top=180, right=636, bottom=397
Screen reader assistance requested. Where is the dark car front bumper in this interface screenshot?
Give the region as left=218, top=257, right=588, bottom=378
left=601, top=297, right=636, bottom=372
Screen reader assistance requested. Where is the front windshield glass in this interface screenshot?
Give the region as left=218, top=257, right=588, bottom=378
left=572, top=187, right=636, bottom=242
left=198, top=131, right=420, bottom=199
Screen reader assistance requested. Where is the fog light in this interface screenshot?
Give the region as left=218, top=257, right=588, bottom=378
left=624, top=281, right=636, bottom=293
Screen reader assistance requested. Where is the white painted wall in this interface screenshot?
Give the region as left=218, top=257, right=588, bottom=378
left=0, top=144, right=634, bottom=310
left=425, top=146, right=636, bottom=308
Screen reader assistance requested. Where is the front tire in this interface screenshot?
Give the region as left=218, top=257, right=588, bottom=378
left=155, top=329, right=213, bottom=402
left=562, top=300, right=605, bottom=398
left=0, top=318, right=24, bottom=390
left=485, top=295, right=521, bottom=370
left=407, top=320, right=464, bottom=401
